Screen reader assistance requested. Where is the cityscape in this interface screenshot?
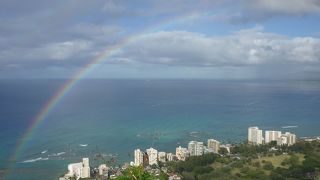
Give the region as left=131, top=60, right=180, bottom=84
left=59, top=126, right=301, bottom=180
left=2, top=0, right=320, bottom=179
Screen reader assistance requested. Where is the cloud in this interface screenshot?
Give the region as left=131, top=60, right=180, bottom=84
left=0, top=0, right=319, bottom=79
left=112, top=27, right=320, bottom=67
left=1, top=26, right=320, bottom=71
left=102, top=0, right=126, bottom=15
left=28, top=40, right=92, bottom=60
left=0, top=39, right=97, bottom=71
left=143, top=0, right=224, bottom=15
left=224, top=0, right=320, bottom=23
left=0, top=17, right=123, bottom=69
left=68, top=23, right=124, bottom=41
left=247, top=0, right=320, bottom=15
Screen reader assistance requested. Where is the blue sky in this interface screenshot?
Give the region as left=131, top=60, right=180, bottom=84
left=0, top=0, right=320, bottom=79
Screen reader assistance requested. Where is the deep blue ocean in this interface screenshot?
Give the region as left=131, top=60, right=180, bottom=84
left=1, top=79, right=320, bottom=179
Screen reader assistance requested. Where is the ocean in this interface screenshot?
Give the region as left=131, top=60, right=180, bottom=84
left=0, top=79, right=320, bottom=179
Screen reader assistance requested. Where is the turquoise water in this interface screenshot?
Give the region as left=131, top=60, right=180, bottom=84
left=1, top=79, right=320, bottom=179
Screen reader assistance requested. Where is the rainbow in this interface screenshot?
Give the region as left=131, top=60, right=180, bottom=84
left=4, top=11, right=213, bottom=179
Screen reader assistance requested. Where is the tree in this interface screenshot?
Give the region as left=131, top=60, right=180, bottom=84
left=263, top=162, right=274, bottom=170
left=288, top=155, right=299, bottom=167
left=269, top=141, right=277, bottom=147
left=117, top=166, right=156, bottom=180
left=253, top=161, right=261, bottom=168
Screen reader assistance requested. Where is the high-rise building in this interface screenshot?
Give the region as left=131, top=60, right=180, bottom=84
left=248, top=127, right=263, bottom=145
left=175, top=146, right=189, bottom=161
left=265, top=131, right=282, bottom=144
left=82, top=158, right=90, bottom=178
left=207, top=139, right=220, bottom=153
left=277, top=132, right=296, bottom=146
left=66, top=158, right=90, bottom=179
left=166, top=153, right=175, bottom=162
left=83, top=158, right=89, bottom=167
left=67, top=162, right=83, bottom=178
left=98, top=164, right=108, bottom=176
left=146, top=147, right=158, bottom=165
left=188, top=141, right=196, bottom=156
left=134, top=149, right=144, bottom=166
left=196, top=142, right=204, bottom=156
left=143, top=152, right=149, bottom=166
left=158, top=152, right=166, bottom=163
left=188, top=141, right=204, bottom=156
left=285, top=132, right=296, bottom=145
left=277, top=135, right=288, bottom=145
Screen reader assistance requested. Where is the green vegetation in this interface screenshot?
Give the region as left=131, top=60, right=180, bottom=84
left=166, top=140, right=320, bottom=180
left=116, top=166, right=167, bottom=180
left=117, top=166, right=155, bottom=180
left=167, top=153, right=217, bottom=174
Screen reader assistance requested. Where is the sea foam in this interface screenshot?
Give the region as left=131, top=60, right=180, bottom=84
left=48, top=152, right=66, bottom=157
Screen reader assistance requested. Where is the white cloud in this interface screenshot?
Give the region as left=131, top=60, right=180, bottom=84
left=1, top=27, right=319, bottom=73
left=0, top=0, right=319, bottom=79
left=50, top=41, right=90, bottom=60
left=114, top=28, right=320, bottom=67
left=12, top=40, right=92, bottom=61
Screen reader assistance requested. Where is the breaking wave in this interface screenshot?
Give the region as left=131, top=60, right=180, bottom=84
left=22, top=157, right=49, bottom=163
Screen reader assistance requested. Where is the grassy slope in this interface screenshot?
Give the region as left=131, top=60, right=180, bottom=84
left=210, top=153, right=305, bottom=177
left=236, top=153, right=303, bottom=176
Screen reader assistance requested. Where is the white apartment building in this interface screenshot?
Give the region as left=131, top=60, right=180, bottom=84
left=67, top=162, right=83, bottom=178
left=98, top=164, right=108, bottom=176
left=67, top=158, right=90, bottom=179
left=134, top=149, right=144, bottom=166
left=265, top=131, right=282, bottom=144
left=277, top=132, right=296, bottom=146
left=248, top=127, right=264, bottom=145
left=82, top=158, right=90, bottom=178
left=277, top=135, right=288, bottom=145
left=207, top=139, right=220, bottom=153
left=166, top=153, right=175, bottom=162
left=158, top=152, right=166, bottom=163
left=175, top=146, right=189, bottom=161
left=286, top=132, right=296, bottom=145
left=195, top=141, right=204, bottom=156
left=146, top=147, right=158, bottom=165
left=188, top=141, right=204, bottom=156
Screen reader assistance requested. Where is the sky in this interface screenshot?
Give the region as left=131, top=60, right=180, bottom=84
left=0, top=0, right=320, bottom=79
